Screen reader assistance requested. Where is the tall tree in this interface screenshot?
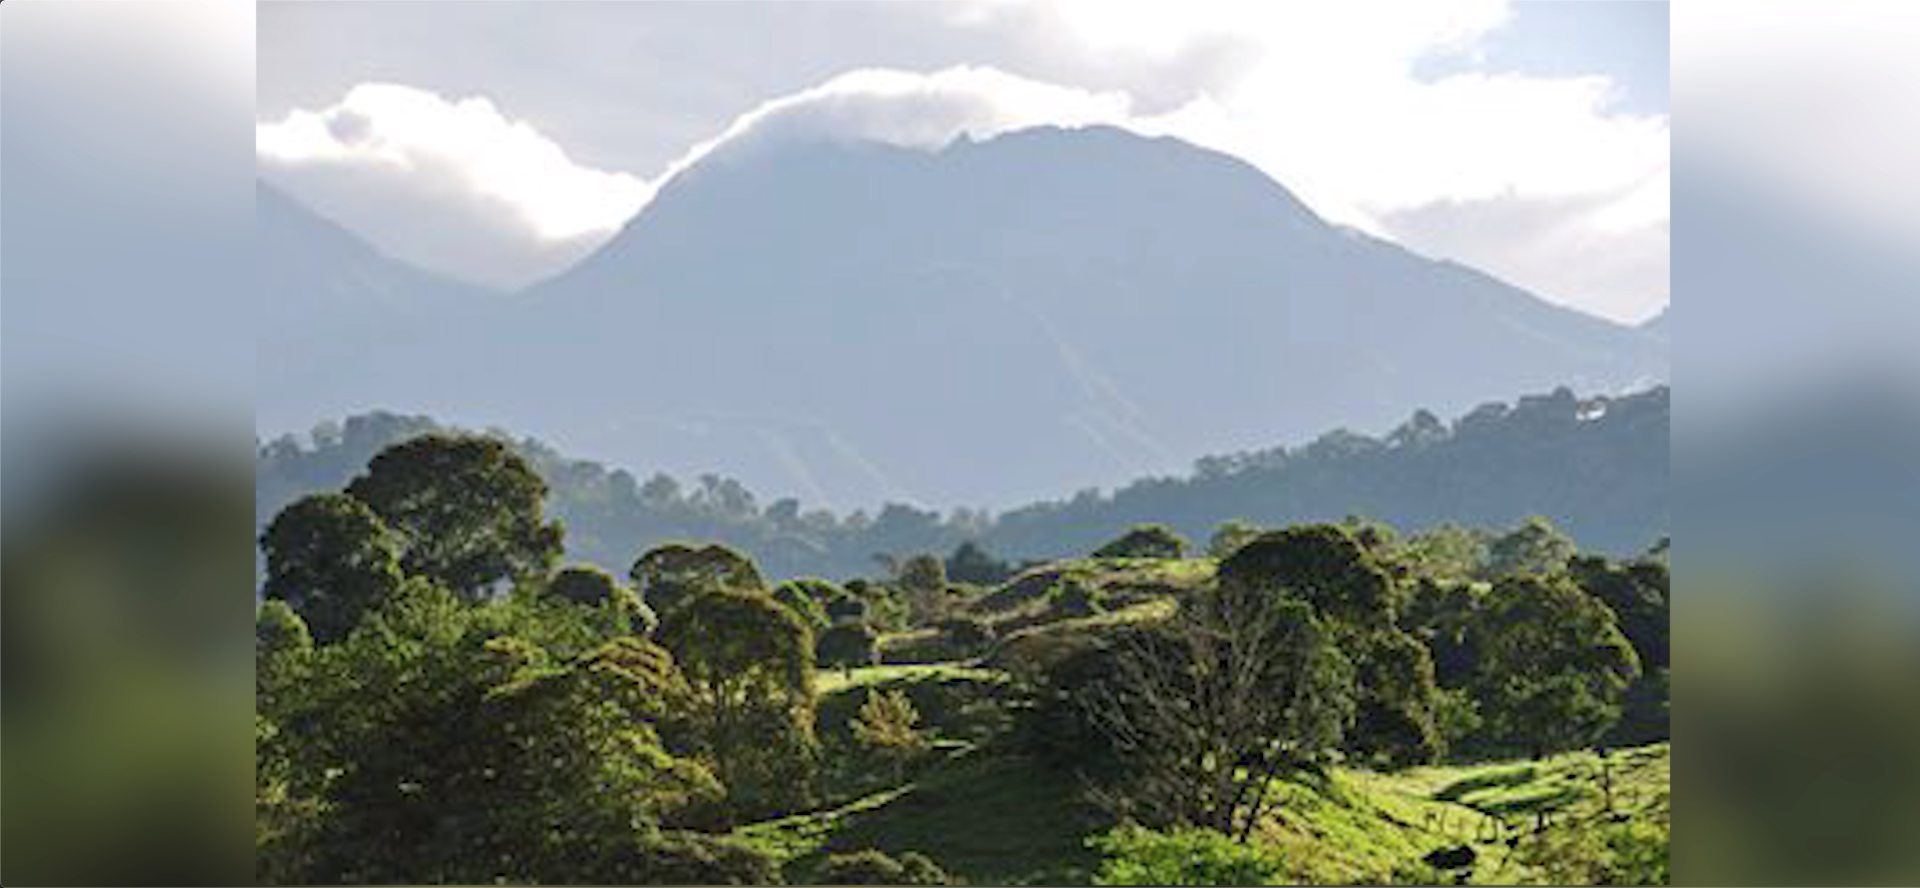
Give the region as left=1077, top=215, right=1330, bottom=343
left=1485, top=516, right=1578, bottom=579
left=345, top=434, right=562, bottom=599
left=629, top=542, right=765, bottom=617
left=1219, top=525, right=1443, bottom=765
left=1468, top=574, right=1642, bottom=758
left=657, top=587, right=819, bottom=819
left=259, top=493, right=405, bottom=643
left=1093, top=524, right=1190, bottom=559
left=1064, top=582, right=1354, bottom=838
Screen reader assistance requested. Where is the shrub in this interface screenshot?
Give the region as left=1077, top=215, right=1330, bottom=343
left=1049, top=580, right=1104, bottom=618
left=772, top=579, right=835, bottom=632
left=821, top=849, right=951, bottom=885
left=818, top=623, right=881, bottom=669
left=1087, top=825, right=1283, bottom=886
left=938, top=616, right=995, bottom=653
left=634, top=831, right=783, bottom=885
left=1092, top=524, right=1190, bottom=560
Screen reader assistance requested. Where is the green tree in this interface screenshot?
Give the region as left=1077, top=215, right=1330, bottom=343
left=1207, top=519, right=1264, bottom=559
left=1067, top=583, right=1355, bottom=837
left=821, top=849, right=952, bottom=885
left=817, top=623, right=881, bottom=669
left=344, top=434, right=563, bottom=599
left=1570, top=554, right=1670, bottom=744
left=1219, top=525, right=1442, bottom=765
left=1218, top=525, right=1402, bottom=628
left=1093, top=523, right=1190, bottom=559
left=257, top=579, right=722, bottom=884
left=849, top=688, right=927, bottom=781
left=1468, top=573, right=1641, bottom=758
left=896, top=553, right=949, bottom=624
left=259, top=493, right=405, bottom=643
left=946, top=540, right=1013, bottom=585
left=629, top=542, right=765, bottom=618
left=772, top=578, right=836, bottom=632
left=1484, top=516, right=1578, bottom=579
left=539, top=565, right=658, bottom=639
left=658, top=587, right=820, bottom=819
left=547, top=564, right=619, bottom=606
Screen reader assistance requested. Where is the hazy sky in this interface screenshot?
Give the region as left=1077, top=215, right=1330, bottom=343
left=258, top=0, right=1670, bottom=322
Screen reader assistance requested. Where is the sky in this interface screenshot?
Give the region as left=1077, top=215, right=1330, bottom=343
left=256, top=0, right=1671, bottom=322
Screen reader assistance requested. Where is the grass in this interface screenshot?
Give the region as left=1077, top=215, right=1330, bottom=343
left=815, top=663, right=1007, bottom=696
left=736, top=744, right=1672, bottom=885
left=757, top=561, right=1671, bottom=885
left=734, top=748, right=1106, bottom=885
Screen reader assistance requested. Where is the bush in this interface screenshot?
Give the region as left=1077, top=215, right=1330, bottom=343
left=1087, top=825, right=1283, bottom=886
left=818, top=623, right=881, bottom=669
left=1092, top=524, right=1190, bottom=560
left=772, top=579, right=835, bottom=632
left=1049, top=580, right=1104, bottom=618
left=634, top=831, right=784, bottom=885
left=938, top=616, right=995, bottom=653
left=820, top=849, right=951, bottom=885
left=1521, top=818, right=1669, bottom=886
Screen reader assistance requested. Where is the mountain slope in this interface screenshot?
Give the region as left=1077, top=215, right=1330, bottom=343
left=514, top=125, right=1664, bottom=507
left=255, top=180, right=492, bottom=433
left=258, top=127, right=1666, bottom=508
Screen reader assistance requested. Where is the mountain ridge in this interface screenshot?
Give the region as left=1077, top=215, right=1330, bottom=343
left=257, top=124, right=1667, bottom=509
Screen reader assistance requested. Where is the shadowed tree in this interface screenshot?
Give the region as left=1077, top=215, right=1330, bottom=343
left=629, top=542, right=765, bottom=618
left=895, top=553, right=949, bottom=625
left=657, top=587, right=819, bottom=819
left=1469, top=573, right=1642, bottom=758
left=817, top=622, right=881, bottom=669
left=1093, top=524, right=1190, bottom=559
left=1067, top=583, right=1355, bottom=838
left=260, top=492, right=405, bottom=643
left=771, top=578, right=838, bottom=633
left=1485, top=516, right=1578, bottom=580
left=1207, top=519, right=1264, bottom=559
left=345, top=434, right=562, bottom=600
left=1219, top=525, right=1443, bottom=765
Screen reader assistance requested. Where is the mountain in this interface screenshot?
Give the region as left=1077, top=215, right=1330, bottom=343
left=254, top=180, right=490, bottom=434
left=259, top=126, right=1667, bottom=508
left=259, top=385, right=1670, bottom=581
left=1639, top=307, right=1669, bottom=345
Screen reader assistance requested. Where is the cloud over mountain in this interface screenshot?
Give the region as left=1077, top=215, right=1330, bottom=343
left=258, top=83, right=649, bottom=288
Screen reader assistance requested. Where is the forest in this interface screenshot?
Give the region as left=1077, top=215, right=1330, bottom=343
left=255, top=432, right=1670, bottom=885
left=257, top=385, right=1668, bottom=583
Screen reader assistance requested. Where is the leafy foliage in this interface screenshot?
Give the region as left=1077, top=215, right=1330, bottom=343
left=1468, top=574, right=1642, bottom=758
left=631, top=542, right=766, bottom=617
left=659, top=587, right=821, bottom=820
left=259, top=386, right=1667, bottom=583
left=344, top=434, right=562, bottom=598
left=1092, top=524, right=1190, bottom=560
left=256, top=579, right=720, bottom=884
left=259, top=492, right=405, bottom=643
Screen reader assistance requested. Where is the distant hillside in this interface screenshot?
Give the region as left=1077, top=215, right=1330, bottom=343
left=258, top=385, right=1669, bottom=580
left=254, top=181, right=493, bottom=433
left=259, top=125, right=1666, bottom=509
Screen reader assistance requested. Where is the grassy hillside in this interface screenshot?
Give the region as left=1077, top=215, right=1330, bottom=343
left=738, top=655, right=1670, bottom=885
left=733, top=553, right=1668, bottom=885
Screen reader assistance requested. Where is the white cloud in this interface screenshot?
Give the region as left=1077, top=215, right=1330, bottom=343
left=257, top=83, right=649, bottom=287
left=1679, top=0, right=1920, bottom=255
left=254, top=1, right=1670, bottom=319
left=654, top=66, right=1137, bottom=180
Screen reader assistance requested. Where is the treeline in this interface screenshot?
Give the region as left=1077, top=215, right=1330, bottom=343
left=256, top=433, right=1669, bottom=884
left=257, top=385, right=1667, bottom=581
